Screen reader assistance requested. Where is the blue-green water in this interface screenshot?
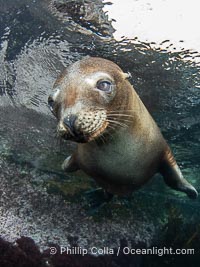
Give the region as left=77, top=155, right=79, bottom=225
left=0, top=0, right=200, bottom=266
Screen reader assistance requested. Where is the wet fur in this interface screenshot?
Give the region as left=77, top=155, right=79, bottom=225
left=51, top=57, right=198, bottom=199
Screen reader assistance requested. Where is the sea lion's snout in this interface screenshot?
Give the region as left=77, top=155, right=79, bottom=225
left=63, top=114, right=78, bottom=135
left=57, top=114, right=84, bottom=142
left=57, top=110, right=108, bottom=143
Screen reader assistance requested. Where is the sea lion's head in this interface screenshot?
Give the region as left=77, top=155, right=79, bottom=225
left=48, top=57, right=132, bottom=143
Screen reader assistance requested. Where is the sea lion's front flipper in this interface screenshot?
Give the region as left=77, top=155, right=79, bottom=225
left=159, top=149, right=198, bottom=199
left=62, top=154, right=79, bottom=172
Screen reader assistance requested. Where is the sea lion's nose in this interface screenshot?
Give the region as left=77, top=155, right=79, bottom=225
left=63, top=114, right=77, bottom=134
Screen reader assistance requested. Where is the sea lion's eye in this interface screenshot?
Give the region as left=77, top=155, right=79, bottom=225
left=48, top=96, right=55, bottom=112
left=96, top=80, right=112, bottom=93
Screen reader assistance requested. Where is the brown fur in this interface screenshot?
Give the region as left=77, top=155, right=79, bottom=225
left=50, top=57, right=198, bottom=199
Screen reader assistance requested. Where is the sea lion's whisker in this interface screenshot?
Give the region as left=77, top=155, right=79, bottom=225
left=106, top=124, right=118, bottom=132
left=108, top=109, right=134, bottom=113
left=108, top=120, right=128, bottom=128
left=102, top=132, right=112, bottom=141
left=107, top=123, right=117, bottom=129
left=107, top=116, right=132, bottom=123
left=103, top=127, right=115, bottom=140
left=107, top=114, right=134, bottom=118
left=106, top=119, right=128, bottom=128
left=107, top=115, right=133, bottom=123
left=99, top=134, right=106, bottom=144
left=107, top=113, right=134, bottom=118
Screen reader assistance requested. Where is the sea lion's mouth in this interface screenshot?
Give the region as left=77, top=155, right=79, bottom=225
left=58, top=127, right=87, bottom=143
left=58, top=120, right=109, bottom=143
left=57, top=109, right=109, bottom=143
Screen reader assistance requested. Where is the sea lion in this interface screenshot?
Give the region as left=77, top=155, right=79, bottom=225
left=48, top=57, right=198, bottom=199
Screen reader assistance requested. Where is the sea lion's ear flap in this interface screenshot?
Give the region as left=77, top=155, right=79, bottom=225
left=122, top=72, right=132, bottom=80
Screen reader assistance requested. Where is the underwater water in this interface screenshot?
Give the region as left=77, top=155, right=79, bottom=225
left=0, top=0, right=200, bottom=266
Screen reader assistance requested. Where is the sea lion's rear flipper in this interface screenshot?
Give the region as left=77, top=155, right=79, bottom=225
left=62, top=154, right=79, bottom=172
left=159, top=149, right=198, bottom=199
